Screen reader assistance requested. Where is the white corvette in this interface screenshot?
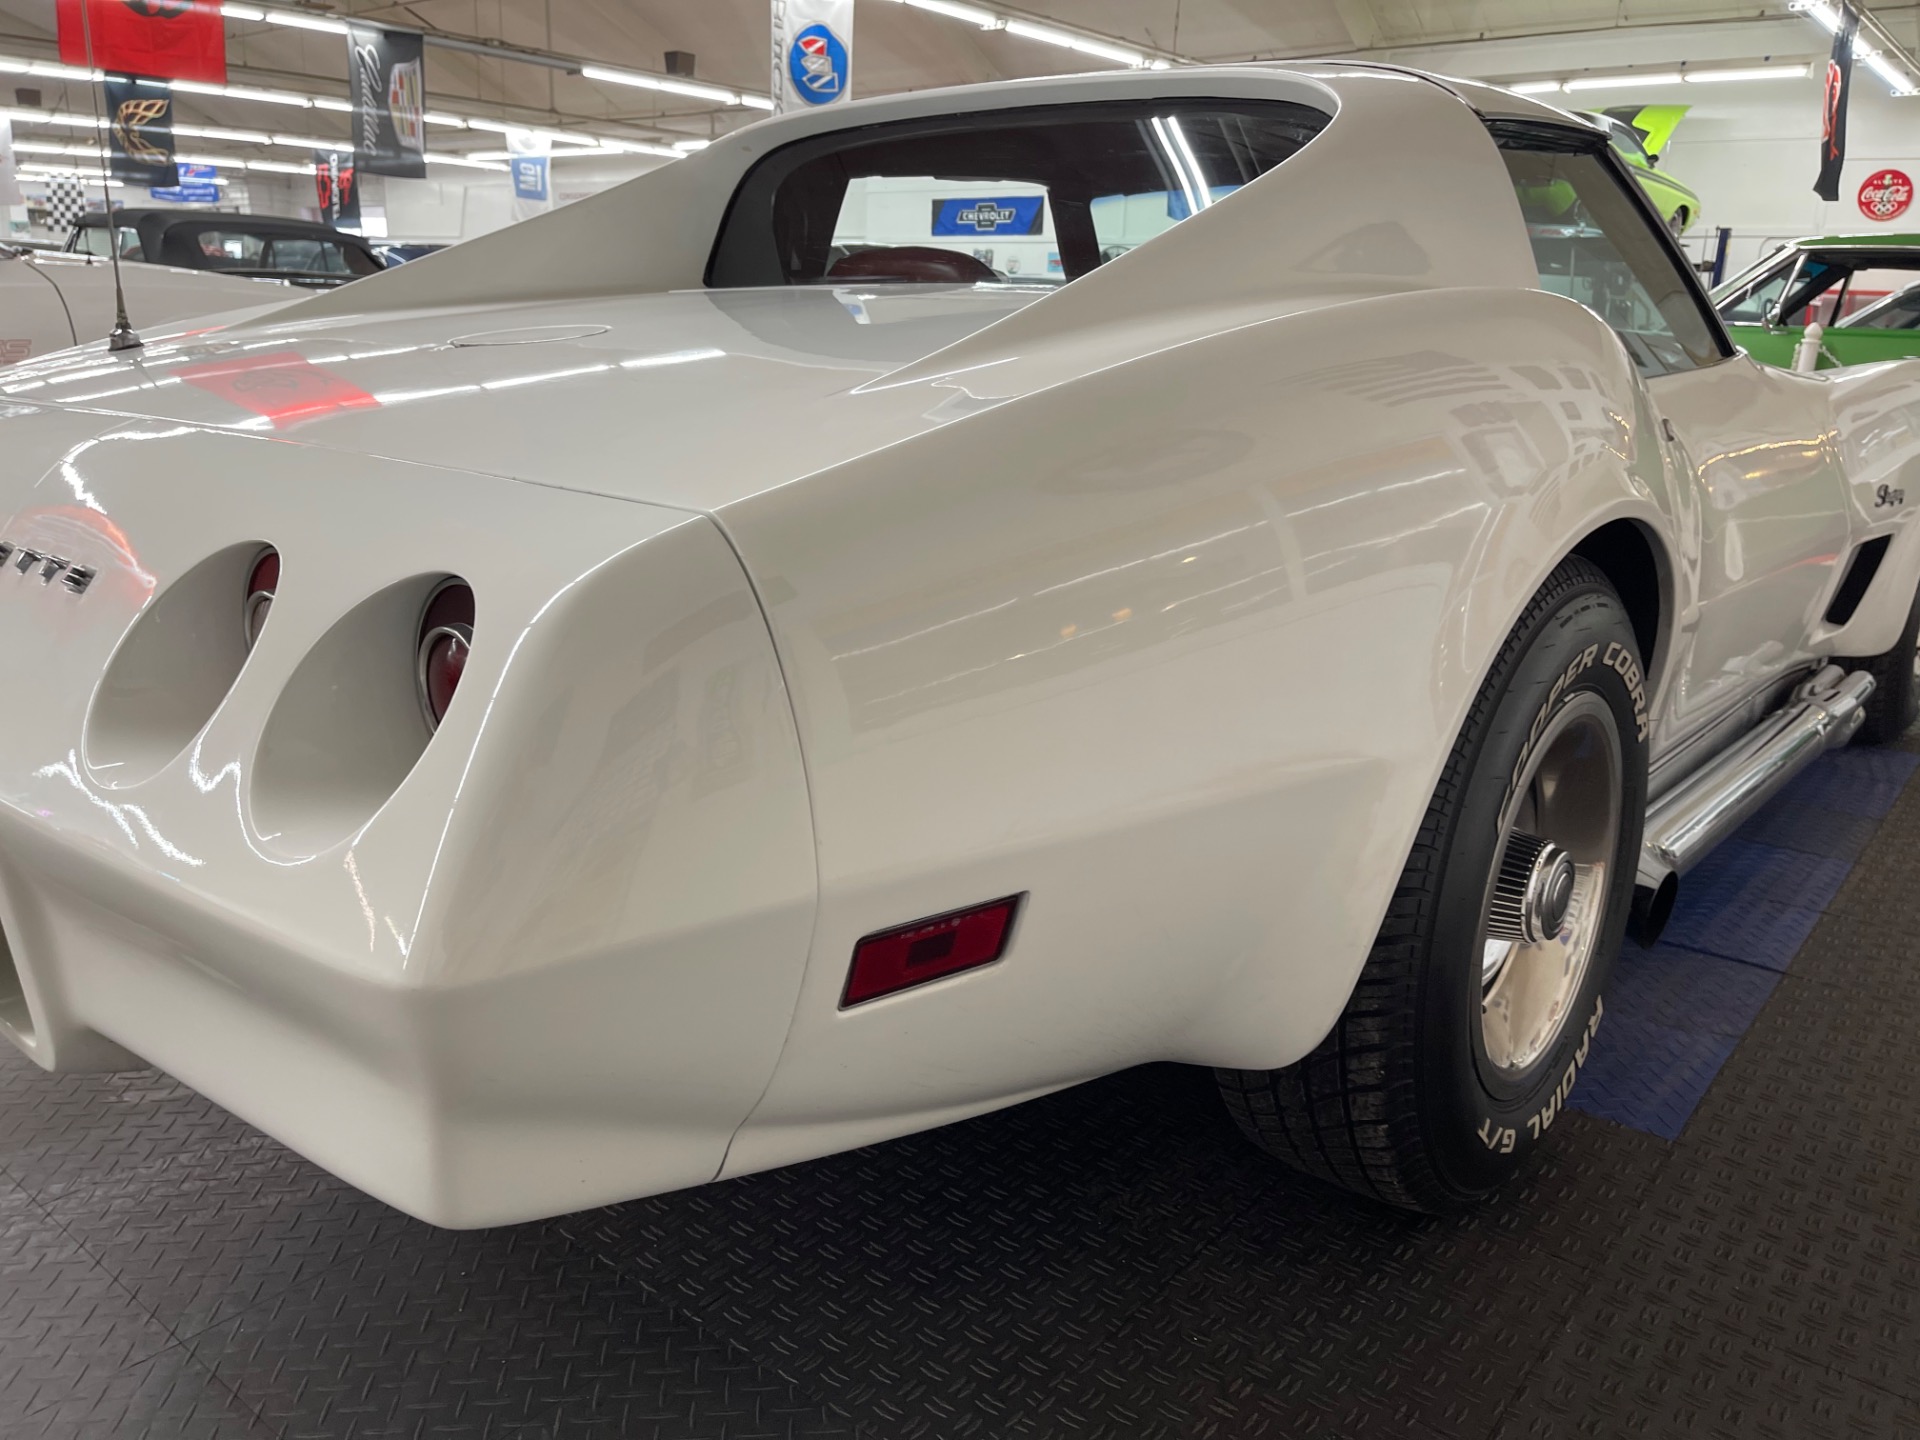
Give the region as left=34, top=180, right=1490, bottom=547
left=1, top=244, right=282, bottom=366
left=4, top=66, right=1919, bottom=1227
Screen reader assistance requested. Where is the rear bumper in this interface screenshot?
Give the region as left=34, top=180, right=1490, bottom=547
left=0, top=416, right=816, bottom=1226
left=0, top=833, right=807, bottom=1227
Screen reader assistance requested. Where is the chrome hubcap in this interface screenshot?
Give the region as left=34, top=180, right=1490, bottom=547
left=1479, top=693, right=1622, bottom=1078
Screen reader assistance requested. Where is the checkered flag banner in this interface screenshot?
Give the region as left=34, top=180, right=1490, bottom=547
left=44, top=175, right=88, bottom=234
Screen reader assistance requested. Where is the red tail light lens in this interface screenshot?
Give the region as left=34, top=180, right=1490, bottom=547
left=841, top=894, right=1024, bottom=1007
left=244, top=548, right=279, bottom=648
left=416, top=580, right=474, bottom=731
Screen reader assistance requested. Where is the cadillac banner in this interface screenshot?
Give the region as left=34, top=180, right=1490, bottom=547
left=347, top=21, right=427, bottom=179
left=771, top=0, right=852, bottom=112
left=104, top=75, right=178, bottom=187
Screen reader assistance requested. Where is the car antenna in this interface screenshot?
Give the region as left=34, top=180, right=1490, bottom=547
left=76, top=0, right=142, bottom=353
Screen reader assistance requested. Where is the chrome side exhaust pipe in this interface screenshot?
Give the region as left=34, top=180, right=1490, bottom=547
left=1638, top=664, right=1874, bottom=893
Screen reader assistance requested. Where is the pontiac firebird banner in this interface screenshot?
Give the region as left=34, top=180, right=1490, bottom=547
left=103, top=75, right=178, bottom=187
left=56, top=0, right=226, bottom=85
left=1817, top=2, right=1858, bottom=202
left=931, top=197, right=1047, bottom=236
left=346, top=21, right=428, bottom=179
left=771, top=0, right=852, bottom=112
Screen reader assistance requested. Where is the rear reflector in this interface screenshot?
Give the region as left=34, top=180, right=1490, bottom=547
left=841, top=894, right=1024, bottom=1008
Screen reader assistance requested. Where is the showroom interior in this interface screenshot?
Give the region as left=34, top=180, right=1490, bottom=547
left=5, top=0, right=1920, bottom=1437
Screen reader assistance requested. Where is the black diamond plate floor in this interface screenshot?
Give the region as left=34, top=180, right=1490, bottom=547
left=6, top=738, right=1920, bottom=1438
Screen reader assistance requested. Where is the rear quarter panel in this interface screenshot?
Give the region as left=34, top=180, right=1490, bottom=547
left=718, top=284, right=1687, bottom=1177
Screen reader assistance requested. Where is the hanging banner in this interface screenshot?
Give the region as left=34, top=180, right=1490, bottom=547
left=313, top=151, right=360, bottom=228
left=771, top=0, right=852, bottom=112
left=56, top=0, right=226, bottom=85
left=346, top=22, right=427, bottom=179
left=45, top=176, right=89, bottom=235
left=505, top=128, right=552, bottom=223
left=1816, top=2, right=1858, bottom=202
left=0, top=120, right=23, bottom=208
left=150, top=159, right=217, bottom=203
left=104, top=75, right=178, bottom=187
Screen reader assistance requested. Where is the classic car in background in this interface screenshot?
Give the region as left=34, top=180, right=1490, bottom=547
left=5, top=68, right=1919, bottom=1229
left=1591, top=104, right=1698, bottom=234
left=374, top=242, right=451, bottom=266
left=67, top=208, right=384, bottom=288
left=1713, top=235, right=1920, bottom=368
left=1, top=244, right=285, bottom=366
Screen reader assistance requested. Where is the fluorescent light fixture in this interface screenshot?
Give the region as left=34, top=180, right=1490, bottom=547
left=1509, top=80, right=1562, bottom=94
left=1790, top=1, right=1920, bottom=94
left=1684, top=65, right=1811, bottom=83
left=242, top=158, right=318, bottom=173
left=175, top=123, right=272, bottom=143
left=172, top=79, right=312, bottom=106
left=219, top=4, right=268, bottom=19
left=579, top=65, right=751, bottom=107
left=268, top=133, right=339, bottom=150
left=423, top=112, right=470, bottom=128
left=310, top=97, right=353, bottom=113
left=737, top=94, right=778, bottom=110
left=1002, top=19, right=1147, bottom=66
left=466, top=147, right=606, bottom=161
left=1792, top=0, right=1843, bottom=32
left=597, top=139, right=687, bottom=158
left=1562, top=72, right=1685, bottom=91
left=425, top=154, right=510, bottom=171
left=255, top=10, right=348, bottom=34
left=672, top=138, right=711, bottom=151
left=0, top=107, right=103, bottom=129
left=1863, top=51, right=1917, bottom=93
left=897, top=0, right=999, bottom=26
left=18, top=60, right=103, bottom=81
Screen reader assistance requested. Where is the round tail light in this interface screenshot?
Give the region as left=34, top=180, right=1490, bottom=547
left=416, top=580, right=474, bottom=731
left=244, top=548, right=279, bottom=648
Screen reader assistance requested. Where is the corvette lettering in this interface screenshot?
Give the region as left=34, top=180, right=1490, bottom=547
left=0, top=541, right=96, bottom=595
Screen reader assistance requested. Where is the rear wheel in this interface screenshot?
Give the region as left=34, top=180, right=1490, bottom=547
left=1217, top=558, right=1648, bottom=1211
left=1849, top=576, right=1920, bottom=746
left=1667, top=207, right=1689, bottom=237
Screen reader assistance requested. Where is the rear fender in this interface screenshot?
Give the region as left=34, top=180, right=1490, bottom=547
left=719, top=284, right=1682, bottom=1177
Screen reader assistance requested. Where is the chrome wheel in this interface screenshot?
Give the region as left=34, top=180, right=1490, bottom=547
left=1478, top=692, right=1622, bottom=1079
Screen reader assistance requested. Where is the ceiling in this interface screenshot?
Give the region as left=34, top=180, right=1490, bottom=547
left=0, top=0, right=1872, bottom=161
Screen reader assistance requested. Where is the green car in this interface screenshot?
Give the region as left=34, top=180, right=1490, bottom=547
left=1712, top=235, right=1920, bottom=369
left=1593, top=106, right=1699, bottom=236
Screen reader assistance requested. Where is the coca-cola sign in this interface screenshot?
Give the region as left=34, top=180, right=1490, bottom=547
left=1858, top=168, right=1914, bottom=222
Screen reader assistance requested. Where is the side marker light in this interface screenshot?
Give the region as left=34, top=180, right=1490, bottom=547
left=841, top=894, right=1024, bottom=1007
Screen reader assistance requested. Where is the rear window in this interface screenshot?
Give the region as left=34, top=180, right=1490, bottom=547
left=708, top=99, right=1328, bottom=288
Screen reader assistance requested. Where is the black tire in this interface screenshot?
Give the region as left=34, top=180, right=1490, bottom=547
left=1667, top=207, right=1688, bottom=238
left=1216, top=558, right=1649, bottom=1212
left=1848, top=578, right=1920, bottom=746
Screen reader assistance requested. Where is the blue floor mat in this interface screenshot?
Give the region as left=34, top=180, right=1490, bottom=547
left=1571, top=746, right=1917, bottom=1137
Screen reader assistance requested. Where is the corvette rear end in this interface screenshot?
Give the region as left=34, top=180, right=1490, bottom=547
left=0, top=406, right=816, bottom=1226
left=11, top=60, right=1920, bottom=1227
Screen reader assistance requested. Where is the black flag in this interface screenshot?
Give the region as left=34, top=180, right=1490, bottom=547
left=103, top=76, right=178, bottom=187
left=346, top=22, right=427, bottom=178
left=1817, top=3, right=1858, bottom=201
left=313, top=150, right=360, bottom=228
